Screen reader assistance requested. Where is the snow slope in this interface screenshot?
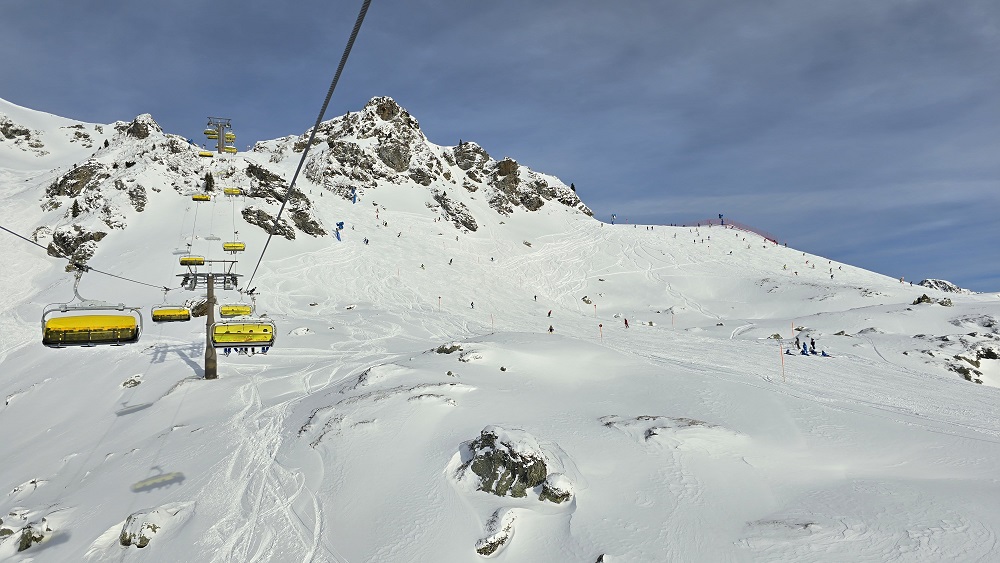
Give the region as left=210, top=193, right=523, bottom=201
left=1, top=98, right=999, bottom=562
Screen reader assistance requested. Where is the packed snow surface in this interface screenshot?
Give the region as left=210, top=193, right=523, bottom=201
left=1, top=98, right=999, bottom=562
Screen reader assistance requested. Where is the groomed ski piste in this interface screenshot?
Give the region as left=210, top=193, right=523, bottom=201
left=2, top=97, right=1000, bottom=562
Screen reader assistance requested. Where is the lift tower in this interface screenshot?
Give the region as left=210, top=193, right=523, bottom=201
left=204, top=117, right=237, bottom=155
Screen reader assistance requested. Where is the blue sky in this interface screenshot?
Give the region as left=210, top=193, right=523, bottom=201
left=3, top=0, right=998, bottom=290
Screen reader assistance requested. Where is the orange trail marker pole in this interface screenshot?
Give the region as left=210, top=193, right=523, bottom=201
left=599, top=323, right=603, bottom=342
left=594, top=303, right=597, bottom=317
left=438, top=296, right=441, bottom=312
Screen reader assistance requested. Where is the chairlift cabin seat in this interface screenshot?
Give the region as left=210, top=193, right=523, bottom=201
left=192, top=194, right=211, bottom=202
left=198, top=151, right=214, bottom=158
left=211, top=320, right=275, bottom=348
left=42, top=306, right=142, bottom=348
left=151, top=306, right=191, bottom=322
left=224, top=133, right=236, bottom=141
left=223, top=147, right=237, bottom=154
left=223, top=242, right=245, bottom=253
left=219, top=303, right=253, bottom=317
left=203, top=129, right=215, bottom=136
left=223, top=187, right=242, bottom=196
left=179, top=255, right=206, bottom=266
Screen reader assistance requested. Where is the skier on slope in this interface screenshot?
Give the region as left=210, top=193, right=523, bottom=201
left=548, top=325, right=554, bottom=334
left=624, top=318, right=629, bottom=329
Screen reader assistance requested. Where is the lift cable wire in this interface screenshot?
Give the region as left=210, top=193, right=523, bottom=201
left=0, top=223, right=172, bottom=291
left=245, top=0, right=372, bottom=288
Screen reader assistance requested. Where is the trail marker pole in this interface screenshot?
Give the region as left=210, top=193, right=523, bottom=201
left=594, top=303, right=597, bottom=317
left=599, top=323, right=603, bottom=342
left=438, top=296, right=441, bottom=311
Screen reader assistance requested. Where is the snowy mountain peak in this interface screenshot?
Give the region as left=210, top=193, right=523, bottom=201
left=113, top=113, right=162, bottom=139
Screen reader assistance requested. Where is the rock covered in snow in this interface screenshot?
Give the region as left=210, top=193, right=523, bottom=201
left=918, top=279, right=971, bottom=294
left=460, top=426, right=548, bottom=499
left=118, top=502, right=194, bottom=549
left=475, top=508, right=516, bottom=557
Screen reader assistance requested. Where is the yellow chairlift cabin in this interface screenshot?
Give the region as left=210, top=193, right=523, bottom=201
left=203, top=128, right=215, bottom=136
left=198, top=151, right=214, bottom=158
left=219, top=303, right=253, bottom=317
left=223, top=147, right=237, bottom=154
left=206, top=133, right=219, bottom=140
left=223, top=241, right=245, bottom=253
left=150, top=305, right=191, bottom=322
left=211, top=319, right=276, bottom=349
left=192, top=193, right=211, bottom=202
left=223, top=187, right=242, bottom=196
left=41, top=273, right=143, bottom=348
left=224, top=132, right=236, bottom=141
left=179, top=255, right=206, bottom=266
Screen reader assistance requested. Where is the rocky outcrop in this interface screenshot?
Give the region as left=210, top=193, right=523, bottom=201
left=918, top=279, right=969, bottom=294
left=115, top=114, right=162, bottom=139
left=460, top=426, right=548, bottom=499
left=46, top=161, right=110, bottom=198
left=46, top=224, right=107, bottom=268
left=243, top=207, right=296, bottom=240
left=432, top=190, right=478, bottom=232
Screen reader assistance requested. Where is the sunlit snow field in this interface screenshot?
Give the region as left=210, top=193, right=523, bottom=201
left=2, top=98, right=999, bottom=562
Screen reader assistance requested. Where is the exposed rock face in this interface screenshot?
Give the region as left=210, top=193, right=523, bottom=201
left=462, top=426, right=548, bottom=499
left=255, top=95, right=594, bottom=229
left=115, top=114, right=162, bottom=139
left=919, top=279, right=969, bottom=294
left=475, top=509, right=515, bottom=557
left=245, top=163, right=325, bottom=236
left=118, top=503, right=194, bottom=550
left=47, top=224, right=107, bottom=268
left=432, top=190, right=478, bottom=232
left=46, top=161, right=110, bottom=198
left=242, top=206, right=296, bottom=240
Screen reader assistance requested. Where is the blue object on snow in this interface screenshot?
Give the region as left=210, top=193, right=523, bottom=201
left=352, top=187, right=357, bottom=204
left=335, top=230, right=341, bottom=241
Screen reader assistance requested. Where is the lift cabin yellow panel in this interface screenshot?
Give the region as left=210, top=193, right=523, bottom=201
left=219, top=304, right=253, bottom=317
left=179, top=255, right=206, bottom=266
left=223, top=147, right=237, bottom=154
left=151, top=306, right=191, bottom=322
left=224, top=133, right=236, bottom=141
left=192, top=194, right=211, bottom=201
left=223, top=187, right=242, bottom=196
left=43, top=314, right=140, bottom=347
left=211, top=321, right=275, bottom=348
left=223, top=242, right=245, bottom=253
left=198, top=151, right=214, bottom=158
left=203, top=129, right=215, bottom=135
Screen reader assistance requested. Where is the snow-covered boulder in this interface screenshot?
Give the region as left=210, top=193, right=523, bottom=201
left=460, top=426, right=548, bottom=499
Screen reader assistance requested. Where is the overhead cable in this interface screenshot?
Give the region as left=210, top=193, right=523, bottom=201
left=245, top=0, right=373, bottom=287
